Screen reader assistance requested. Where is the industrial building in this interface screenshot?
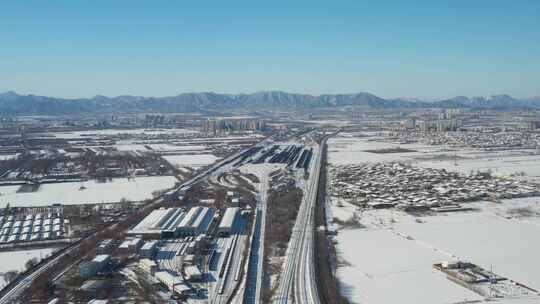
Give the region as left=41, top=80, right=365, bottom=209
left=138, top=258, right=158, bottom=275
left=127, top=207, right=186, bottom=238
left=139, top=240, right=159, bottom=258
left=155, top=271, right=184, bottom=291
left=184, top=265, right=203, bottom=281
left=187, top=207, right=214, bottom=236
left=176, top=207, right=202, bottom=236
left=154, top=270, right=192, bottom=296
left=79, top=254, right=110, bottom=278
left=217, top=207, right=239, bottom=236
left=128, top=206, right=216, bottom=239
left=118, top=237, right=143, bottom=254
left=97, top=239, right=115, bottom=254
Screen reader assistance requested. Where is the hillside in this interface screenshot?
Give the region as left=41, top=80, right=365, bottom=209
left=1, top=91, right=539, bottom=115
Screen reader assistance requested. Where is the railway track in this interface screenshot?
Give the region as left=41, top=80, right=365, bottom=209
left=274, top=139, right=323, bottom=304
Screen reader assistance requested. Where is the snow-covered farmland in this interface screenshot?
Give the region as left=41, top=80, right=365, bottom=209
left=327, top=134, right=540, bottom=303
left=335, top=225, right=482, bottom=303
left=146, top=144, right=207, bottom=151
left=328, top=135, right=540, bottom=179
left=329, top=198, right=540, bottom=304
left=162, top=154, right=219, bottom=168
left=0, top=175, right=178, bottom=207
left=41, top=128, right=198, bottom=139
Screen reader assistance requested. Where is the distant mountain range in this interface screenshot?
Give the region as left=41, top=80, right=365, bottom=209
left=1, top=91, right=539, bottom=115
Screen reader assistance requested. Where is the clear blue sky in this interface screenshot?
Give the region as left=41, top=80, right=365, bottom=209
left=1, top=0, right=539, bottom=99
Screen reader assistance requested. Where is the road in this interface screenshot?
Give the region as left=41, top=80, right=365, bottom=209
left=274, top=139, right=323, bottom=304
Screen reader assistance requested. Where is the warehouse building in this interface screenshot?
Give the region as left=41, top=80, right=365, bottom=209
left=217, top=207, right=239, bottom=236
left=97, top=239, right=115, bottom=254
left=189, top=207, right=215, bottom=236
left=79, top=254, right=110, bottom=278
left=127, top=207, right=186, bottom=239
left=184, top=265, right=203, bottom=281
left=176, top=206, right=202, bottom=236
left=118, top=237, right=143, bottom=254
left=138, top=258, right=158, bottom=275
left=155, top=271, right=184, bottom=291
left=140, top=240, right=159, bottom=258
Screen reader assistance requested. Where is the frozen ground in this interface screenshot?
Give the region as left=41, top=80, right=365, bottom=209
left=39, top=128, right=198, bottom=139
left=327, top=134, right=540, bottom=304
left=162, top=154, right=219, bottom=168
left=0, top=248, right=57, bottom=288
left=417, top=153, right=540, bottom=178
left=335, top=226, right=482, bottom=303
left=0, top=175, right=178, bottom=207
left=115, top=143, right=208, bottom=152
left=146, top=144, right=207, bottom=151
left=329, top=198, right=540, bottom=304
left=114, top=143, right=151, bottom=151
left=328, top=136, right=444, bottom=164
left=328, top=135, right=540, bottom=179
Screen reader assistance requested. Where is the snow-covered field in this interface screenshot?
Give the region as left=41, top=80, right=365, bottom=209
left=162, top=154, right=219, bottom=168
left=328, top=135, right=540, bottom=179
left=417, top=153, right=540, bottom=178
left=327, top=134, right=540, bottom=304
left=335, top=222, right=482, bottom=303
left=115, top=143, right=208, bottom=152
left=0, top=248, right=57, bottom=288
left=146, top=144, right=207, bottom=151
left=39, top=128, right=198, bottom=139
left=114, top=143, right=150, bottom=151
left=330, top=199, right=540, bottom=304
left=0, top=176, right=178, bottom=207
left=328, top=136, right=443, bottom=164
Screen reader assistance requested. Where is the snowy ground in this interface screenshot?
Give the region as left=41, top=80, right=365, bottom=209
left=329, top=198, right=540, bottom=304
left=328, top=135, right=540, bottom=179
left=115, top=142, right=209, bottom=152
left=327, top=134, right=540, bottom=304
left=162, top=154, right=219, bottom=168
left=0, top=248, right=57, bottom=288
left=38, top=128, right=198, bottom=139
left=0, top=175, right=178, bottom=207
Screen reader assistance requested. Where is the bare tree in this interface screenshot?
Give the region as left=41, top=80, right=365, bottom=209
left=4, top=270, right=19, bottom=283
left=25, top=257, right=39, bottom=270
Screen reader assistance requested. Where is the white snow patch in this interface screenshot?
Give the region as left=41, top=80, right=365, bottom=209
left=0, top=176, right=178, bottom=207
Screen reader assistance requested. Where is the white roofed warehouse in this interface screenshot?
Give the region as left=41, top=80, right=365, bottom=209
left=175, top=206, right=202, bottom=237
left=127, top=207, right=186, bottom=239
left=217, top=207, right=239, bottom=236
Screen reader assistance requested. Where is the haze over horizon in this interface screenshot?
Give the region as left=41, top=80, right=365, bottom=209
left=1, top=89, right=538, bottom=102
left=1, top=0, right=539, bottom=99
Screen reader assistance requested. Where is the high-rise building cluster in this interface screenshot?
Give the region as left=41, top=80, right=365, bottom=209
left=202, top=118, right=266, bottom=134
